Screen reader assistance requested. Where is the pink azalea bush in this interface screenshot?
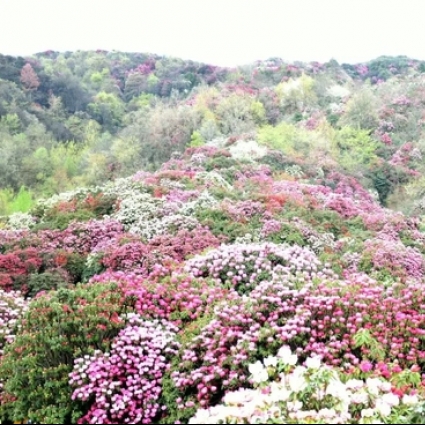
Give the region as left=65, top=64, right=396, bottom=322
left=148, top=226, right=221, bottom=262
left=171, top=278, right=321, bottom=413
left=362, top=238, right=424, bottom=281
left=90, top=271, right=237, bottom=326
left=286, top=274, right=425, bottom=369
left=70, top=314, right=180, bottom=424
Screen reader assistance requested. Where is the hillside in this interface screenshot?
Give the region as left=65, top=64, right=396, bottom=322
left=2, top=52, right=425, bottom=214
left=2, top=51, right=425, bottom=424
left=1, top=138, right=425, bottom=423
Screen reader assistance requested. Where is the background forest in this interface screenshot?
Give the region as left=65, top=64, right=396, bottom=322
left=2, top=51, right=425, bottom=216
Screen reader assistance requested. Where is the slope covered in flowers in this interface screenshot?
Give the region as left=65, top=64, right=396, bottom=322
left=1, top=143, right=425, bottom=423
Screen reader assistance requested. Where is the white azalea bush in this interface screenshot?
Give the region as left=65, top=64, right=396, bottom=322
left=189, top=346, right=422, bottom=424
left=229, top=139, right=267, bottom=161
left=4, top=212, right=36, bottom=230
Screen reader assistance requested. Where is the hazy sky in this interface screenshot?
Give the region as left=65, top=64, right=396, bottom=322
left=1, top=0, right=424, bottom=67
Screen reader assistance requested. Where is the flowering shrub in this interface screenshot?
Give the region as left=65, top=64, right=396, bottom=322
left=286, top=275, right=425, bottom=369
left=189, top=347, right=422, bottom=424
left=5, top=213, right=36, bottom=230
left=0, top=290, right=27, bottom=355
left=0, top=248, right=43, bottom=292
left=2, top=137, right=425, bottom=424
left=0, top=283, right=136, bottom=424
left=90, top=271, right=236, bottom=326
left=70, top=314, right=180, bottom=424
left=221, top=200, right=265, bottom=221
left=112, top=191, right=165, bottom=239
left=170, top=279, right=319, bottom=421
left=184, top=242, right=334, bottom=294
left=35, top=192, right=118, bottom=230
left=101, top=241, right=173, bottom=276
left=148, top=226, right=220, bottom=262
left=361, top=237, right=425, bottom=280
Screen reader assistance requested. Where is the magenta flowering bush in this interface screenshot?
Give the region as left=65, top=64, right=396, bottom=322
left=90, top=271, right=236, bottom=326
left=361, top=236, right=425, bottom=280
left=168, top=271, right=425, bottom=421
left=285, top=274, right=425, bottom=369
left=148, top=226, right=221, bottom=262
left=100, top=241, right=174, bottom=277
left=221, top=200, right=265, bottom=221
left=70, top=314, right=180, bottom=424
left=0, top=219, right=126, bottom=257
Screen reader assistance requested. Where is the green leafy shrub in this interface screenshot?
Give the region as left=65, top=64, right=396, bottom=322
left=27, top=271, right=70, bottom=297
left=204, top=155, right=239, bottom=172
left=35, top=209, right=96, bottom=231
left=195, top=208, right=250, bottom=242
left=0, top=283, right=136, bottom=424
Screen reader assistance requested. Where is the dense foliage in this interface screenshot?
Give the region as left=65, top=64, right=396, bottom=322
left=2, top=52, right=425, bottom=215
left=2, top=51, right=425, bottom=424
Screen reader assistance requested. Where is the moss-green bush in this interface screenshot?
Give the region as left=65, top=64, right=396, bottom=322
left=0, top=283, right=136, bottom=424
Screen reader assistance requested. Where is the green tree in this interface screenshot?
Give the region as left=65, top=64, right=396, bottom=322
left=215, top=93, right=257, bottom=135
left=340, top=87, right=380, bottom=130
left=189, top=130, right=205, bottom=147
left=276, top=73, right=318, bottom=114
left=88, top=91, right=125, bottom=132
left=334, top=126, right=378, bottom=173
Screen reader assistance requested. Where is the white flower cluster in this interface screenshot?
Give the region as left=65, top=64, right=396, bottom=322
left=112, top=186, right=210, bottom=240
left=229, top=140, right=267, bottom=161
left=102, top=176, right=142, bottom=197
left=283, top=164, right=305, bottom=178
left=196, top=171, right=233, bottom=191
left=112, top=191, right=163, bottom=238
left=327, top=85, right=351, bottom=99
left=5, top=212, right=36, bottom=230
left=189, top=346, right=421, bottom=424
left=0, top=290, right=28, bottom=355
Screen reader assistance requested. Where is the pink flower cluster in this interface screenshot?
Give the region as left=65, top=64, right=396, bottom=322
left=221, top=200, right=265, bottom=221
left=0, top=218, right=126, bottom=257
left=289, top=274, right=425, bottom=369
left=100, top=242, right=173, bottom=277
left=148, top=226, right=221, bottom=262
left=70, top=314, right=180, bottom=424
left=90, top=271, right=236, bottom=326
left=363, top=237, right=424, bottom=280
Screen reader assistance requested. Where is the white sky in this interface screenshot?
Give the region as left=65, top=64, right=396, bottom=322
left=1, top=0, right=425, bottom=67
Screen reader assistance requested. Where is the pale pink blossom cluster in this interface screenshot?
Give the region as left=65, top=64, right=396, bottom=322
left=184, top=242, right=334, bottom=294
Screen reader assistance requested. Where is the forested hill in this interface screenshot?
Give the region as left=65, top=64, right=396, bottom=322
left=2, top=51, right=425, bottom=215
